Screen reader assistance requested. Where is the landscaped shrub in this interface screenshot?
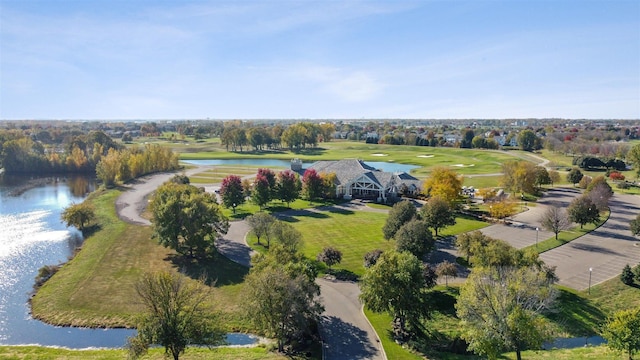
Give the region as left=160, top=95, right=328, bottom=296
left=609, top=171, right=625, bottom=181
left=621, top=264, right=635, bottom=285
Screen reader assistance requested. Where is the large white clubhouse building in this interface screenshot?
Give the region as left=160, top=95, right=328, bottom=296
left=293, top=159, right=421, bottom=202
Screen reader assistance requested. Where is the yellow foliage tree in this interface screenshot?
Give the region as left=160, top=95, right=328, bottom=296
left=422, top=167, right=463, bottom=205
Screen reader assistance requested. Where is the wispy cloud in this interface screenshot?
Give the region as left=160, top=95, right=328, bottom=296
left=296, top=65, right=384, bottom=102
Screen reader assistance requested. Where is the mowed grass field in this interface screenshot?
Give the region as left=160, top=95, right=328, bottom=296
left=249, top=208, right=488, bottom=277
left=31, top=189, right=251, bottom=331
left=135, top=137, right=525, bottom=176
left=188, top=165, right=276, bottom=184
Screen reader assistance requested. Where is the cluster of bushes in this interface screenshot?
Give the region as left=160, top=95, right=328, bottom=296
left=572, top=155, right=627, bottom=171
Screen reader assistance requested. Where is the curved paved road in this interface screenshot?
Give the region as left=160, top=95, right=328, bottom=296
left=115, top=169, right=385, bottom=360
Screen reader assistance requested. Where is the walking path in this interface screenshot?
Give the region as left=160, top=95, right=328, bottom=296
left=115, top=169, right=386, bottom=360
left=115, top=166, right=640, bottom=357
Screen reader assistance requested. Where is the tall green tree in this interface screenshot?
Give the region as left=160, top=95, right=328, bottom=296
left=151, top=183, right=229, bottom=258
left=567, top=195, right=600, bottom=229
left=219, top=175, right=244, bottom=213
left=602, top=307, right=640, bottom=360
left=501, top=160, right=538, bottom=195
left=395, top=219, right=434, bottom=259
left=420, top=196, right=456, bottom=236
left=517, top=129, right=538, bottom=151
left=128, top=271, right=224, bottom=360
left=627, top=143, right=640, bottom=178
left=244, top=228, right=321, bottom=353
left=61, top=202, right=96, bottom=232
left=382, top=200, right=417, bottom=240
left=567, top=168, right=584, bottom=187
left=360, top=250, right=432, bottom=339
left=246, top=212, right=276, bottom=246
left=456, top=265, right=557, bottom=360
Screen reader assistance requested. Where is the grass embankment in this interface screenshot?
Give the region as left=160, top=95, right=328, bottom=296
left=522, top=210, right=610, bottom=254
left=0, top=346, right=288, bottom=360
left=0, top=346, right=295, bottom=360
left=365, top=281, right=629, bottom=360
left=31, top=189, right=250, bottom=331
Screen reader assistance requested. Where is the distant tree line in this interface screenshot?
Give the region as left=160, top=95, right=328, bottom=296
left=220, top=122, right=335, bottom=152
left=0, top=129, right=121, bottom=174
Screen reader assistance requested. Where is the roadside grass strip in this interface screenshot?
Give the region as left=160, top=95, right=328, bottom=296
left=522, top=210, right=610, bottom=254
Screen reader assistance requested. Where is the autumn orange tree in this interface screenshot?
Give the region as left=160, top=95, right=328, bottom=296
left=422, top=167, right=463, bottom=206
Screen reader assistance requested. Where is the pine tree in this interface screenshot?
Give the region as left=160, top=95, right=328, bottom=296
left=621, top=264, right=634, bottom=285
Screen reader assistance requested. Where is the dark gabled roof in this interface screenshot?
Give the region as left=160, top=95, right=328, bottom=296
left=308, top=159, right=377, bottom=185
left=307, top=159, right=420, bottom=190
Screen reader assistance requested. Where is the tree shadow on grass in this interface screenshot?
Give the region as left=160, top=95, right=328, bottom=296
left=325, top=207, right=355, bottom=215
left=81, top=223, right=102, bottom=237
left=320, top=315, right=378, bottom=360
left=545, top=288, right=606, bottom=337
left=428, top=288, right=459, bottom=316
left=167, top=251, right=249, bottom=287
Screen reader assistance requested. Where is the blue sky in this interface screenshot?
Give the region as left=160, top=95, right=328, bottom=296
left=1, top=0, right=638, bottom=120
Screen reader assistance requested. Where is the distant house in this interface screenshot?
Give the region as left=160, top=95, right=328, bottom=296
left=300, top=159, right=422, bottom=202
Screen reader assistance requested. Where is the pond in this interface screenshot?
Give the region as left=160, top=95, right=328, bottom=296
left=0, top=175, right=137, bottom=348
left=0, top=175, right=258, bottom=349
left=182, top=158, right=420, bottom=173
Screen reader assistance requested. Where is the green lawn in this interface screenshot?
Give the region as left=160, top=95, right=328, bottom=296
left=249, top=209, right=489, bottom=277
left=188, top=165, right=286, bottom=184
left=0, top=346, right=290, bottom=360
left=31, top=189, right=251, bottom=331
left=249, top=209, right=395, bottom=277
left=172, top=140, right=528, bottom=177
left=364, top=284, right=616, bottom=360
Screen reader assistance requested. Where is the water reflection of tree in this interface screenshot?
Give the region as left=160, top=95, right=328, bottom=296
left=67, top=176, right=95, bottom=197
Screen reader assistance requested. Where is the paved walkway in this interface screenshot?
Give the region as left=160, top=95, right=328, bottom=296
left=114, top=169, right=386, bottom=360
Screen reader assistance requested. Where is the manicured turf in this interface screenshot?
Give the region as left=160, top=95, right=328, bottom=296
left=588, top=273, right=640, bottom=316
left=31, top=189, right=250, bottom=331
left=363, top=308, right=424, bottom=360
left=438, top=214, right=489, bottom=237
left=140, top=138, right=528, bottom=176
left=262, top=209, right=396, bottom=277
left=0, top=346, right=291, bottom=360
left=188, top=165, right=285, bottom=184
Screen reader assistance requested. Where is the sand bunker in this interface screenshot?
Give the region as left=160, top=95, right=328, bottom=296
left=452, top=164, right=475, bottom=167
left=417, top=154, right=434, bottom=158
left=371, top=153, right=389, bottom=156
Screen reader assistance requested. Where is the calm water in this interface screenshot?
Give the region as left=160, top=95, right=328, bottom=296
left=183, top=158, right=420, bottom=173
left=0, top=175, right=136, bottom=348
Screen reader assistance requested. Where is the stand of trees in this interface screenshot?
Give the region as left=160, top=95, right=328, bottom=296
left=151, top=180, right=229, bottom=258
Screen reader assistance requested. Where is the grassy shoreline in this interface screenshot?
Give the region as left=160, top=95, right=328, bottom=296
left=30, top=188, right=250, bottom=331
